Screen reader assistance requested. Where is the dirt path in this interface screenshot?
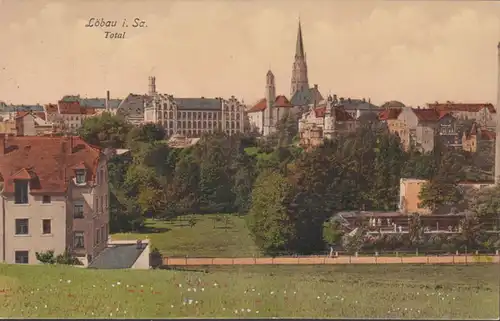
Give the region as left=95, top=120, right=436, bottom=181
left=163, top=255, right=499, bottom=266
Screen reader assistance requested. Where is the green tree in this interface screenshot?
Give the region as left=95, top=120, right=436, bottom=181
left=232, top=152, right=257, bottom=214
left=469, top=185, right=500, bottom=226
left=126, top=123, right=166, bottom=148
left=419, top=149, right=463, bottom=213
left=247, top=170, right=295, bottom=255
left=275, top=112, right=299, bottom=147
left=77, top=112, right=131, bottom=148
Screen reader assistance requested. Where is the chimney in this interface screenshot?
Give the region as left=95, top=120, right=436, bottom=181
left=105, top=90, right=110, bottom=111
left=495, top=41, right=500, bottom=185
left=314, top=84, right=318, bottom=89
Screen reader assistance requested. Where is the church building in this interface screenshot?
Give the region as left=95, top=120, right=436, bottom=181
left=247, top=20, right=324, bottom=136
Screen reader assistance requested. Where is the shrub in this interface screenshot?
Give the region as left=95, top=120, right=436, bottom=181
left=150, top=247, right=163, bottom=269
left=36, top=250, right=81, bottom=265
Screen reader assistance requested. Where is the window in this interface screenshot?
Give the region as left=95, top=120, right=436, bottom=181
left=75, top=169, right=86, bottom=184
left=42, top=195, right=51, bottom=204
left=96, top=228, right=100, bottom=245
left=74, top=231, right=85, bottom=248
left=95, top=196, right=99, bottom=213
left=100, top=227, right=105, bottom=243
left=42, top=219, right=51, bottom=234
left=15, top=251, right=29, bottom=264
left=14, top=181, right=28, bottom=204
left=73, top=202, right=84, bottom=218
left=15, top=218, right=29, bottom=235
left=100, top=196, right=104, bottom=211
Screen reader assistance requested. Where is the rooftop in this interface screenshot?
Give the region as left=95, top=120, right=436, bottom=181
left=0, top=135, right=102, bottom=194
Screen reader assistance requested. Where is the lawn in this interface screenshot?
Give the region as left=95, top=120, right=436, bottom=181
left=0, top=264, right=497, bottom=318
left=111, top=214, right=260, bottom=257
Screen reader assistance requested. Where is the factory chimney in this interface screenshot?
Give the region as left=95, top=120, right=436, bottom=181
left=105, top=90, right=110, bottom=111
left=495, top=42, right=500, bottom=185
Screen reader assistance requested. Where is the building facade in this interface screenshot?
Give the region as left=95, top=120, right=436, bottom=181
left=143, top=77, right=245, bottom=137
left=429, top=102, right=496, bottom=129
left=247, top=70, right=295, bottom=135
left=298, top=95, right=357, bottom=140
left=0, top=135, right=109, bottom=265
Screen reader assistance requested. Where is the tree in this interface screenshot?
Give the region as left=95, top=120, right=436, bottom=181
left=126, top=123, right=166, bottom=148
left=407, top=213, right=424, bottom=247
left=247, top=170, right=295, bottom=255
left=469, top=185, right=500, bottom=227
left=232, top=152, right=257, bottom=215
left=275, top=112, right=299, bottom=147
left=198, top=143, right=235, bottom=213
left=419, top=149, right=463, bottom=213
left=77, top=112, right=131, bottom=148
left=458, top=213, right=482, bottom=249
left=323, top=219, right=344, bottom=247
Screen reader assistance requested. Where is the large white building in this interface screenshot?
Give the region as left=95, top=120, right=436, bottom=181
left=143, top=77, right=245, bottom=137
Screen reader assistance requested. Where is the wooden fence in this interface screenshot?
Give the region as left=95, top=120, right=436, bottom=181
left=163, top=255, right=500, bottom=266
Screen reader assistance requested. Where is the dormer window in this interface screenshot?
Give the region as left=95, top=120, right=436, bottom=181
left=75, top=169, right=86, bottom=185
left=14, top=180, right=29, bottom=204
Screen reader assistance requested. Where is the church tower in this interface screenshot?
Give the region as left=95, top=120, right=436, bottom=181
left=263, top=70, right=276, bottom=136
left=290, top=19, right=309, bottom=97
left=323, top=95, right=336, bottom=140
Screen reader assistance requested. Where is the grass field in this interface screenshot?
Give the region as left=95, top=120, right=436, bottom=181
left=0, top=264, right=497, bottom=318
left=111, top=214, right=260, bottom=257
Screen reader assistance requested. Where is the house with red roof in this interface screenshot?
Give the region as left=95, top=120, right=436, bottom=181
left=396, top=107, right=444, bottom=152
left=298, top=95, right=358, bottom=148
left=427, top=102, right=496, bottom=129
left=0, top=135, right=109, bottom=265
left=43, top=101, right=98, bottom=133
left=462, top=123, right=495, bottom=153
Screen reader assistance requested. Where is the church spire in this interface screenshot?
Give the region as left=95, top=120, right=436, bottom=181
left=295, top=19, right=305, bottom=58
left=290, top=18, right=309, bottom=98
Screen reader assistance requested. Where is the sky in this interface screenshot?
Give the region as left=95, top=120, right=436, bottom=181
left=0, top=0, right=499, bottom=107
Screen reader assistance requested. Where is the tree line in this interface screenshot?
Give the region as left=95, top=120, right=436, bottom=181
left=78, top=112, right=500, bottom=256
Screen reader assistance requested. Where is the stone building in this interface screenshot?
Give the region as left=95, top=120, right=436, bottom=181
left=143, top=77, right=245, bottom=137
left=298, top=95, right=357, bottom=142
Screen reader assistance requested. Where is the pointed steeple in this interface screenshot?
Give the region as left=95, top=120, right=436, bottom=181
left=295, top=19, right=305, bottom=58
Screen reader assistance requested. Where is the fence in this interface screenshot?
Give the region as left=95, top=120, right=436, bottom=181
left=163, top=253, right=500, bottom=266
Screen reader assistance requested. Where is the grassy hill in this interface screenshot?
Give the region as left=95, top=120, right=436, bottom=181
left=0, top=264, right=496, bottom=318
left=111, top=214, right=260, bottom=257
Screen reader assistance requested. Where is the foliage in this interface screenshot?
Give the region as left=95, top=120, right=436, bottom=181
left=322, top=219, right=344, bottom=246
left=35, top=250, right=81, bottom=265
left=77, top=112, right=131, bottom=148
left=247, top=170, right=295, bottom=255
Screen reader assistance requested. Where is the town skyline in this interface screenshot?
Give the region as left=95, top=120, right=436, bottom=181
left=0, top=0, right=499, bottom=107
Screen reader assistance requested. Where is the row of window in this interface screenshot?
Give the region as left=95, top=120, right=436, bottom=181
left=162, top=121, right=241, bottom=129
left=14, top=224, right=109, bottom=264
left=15, top=218, right=52, bottom=235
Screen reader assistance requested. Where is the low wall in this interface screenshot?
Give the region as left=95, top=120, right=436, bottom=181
left=163, top=255, right=500, bottom=266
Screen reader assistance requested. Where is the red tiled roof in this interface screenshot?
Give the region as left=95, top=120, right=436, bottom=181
left=15, top=111, right=47, bottom=121
left=313, top=106, right=354, bottom=121
left=274, top=95, right=293, bottom=108
left=378, top=108, right=402, bottom=120
left=412, top=108, right=440, bottom=121
left=480, top=130, right=495, bottom=141
left=44, top=104, right=58, bottom=113
left=57, top=101, right=97, bottom=115
left=428, top=103, right=496, bottom=114
left=15, top=111, right=30, bottom=119
left=0, top=136, right=102, bottom=194
left=247, top=95, right=292, bottom=113
left=34, top=112, right=46, bottom=120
